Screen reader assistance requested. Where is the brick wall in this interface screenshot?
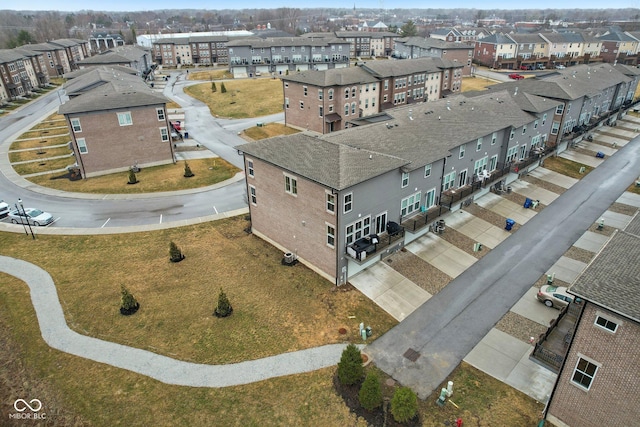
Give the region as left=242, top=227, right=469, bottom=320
left=246, top=157, right=338, bottom=282
left=547, top=303, right=640, bottom=427
left=68, top=105, right=174, bottom=177
left=283, top=81, right=325, bottom=133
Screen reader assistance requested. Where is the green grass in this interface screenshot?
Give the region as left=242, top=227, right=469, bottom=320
left=27, top=158, right=240, bottom=194
left=184, top=79, right=283, bottom=119
left=12, top=155, right=73, bottom=175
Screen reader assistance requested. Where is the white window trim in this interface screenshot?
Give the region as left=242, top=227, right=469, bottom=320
left=117, top=111, right=133, bottom=126
left=160, top=127, right=169, bottom=142
left=284, top=173, right=298, bottom=196
left=401, top=172, right=409, bottom=188
left=343, top=192, right=353, bottom=214
left=424, top=164, right=432, bottom=178
left=326, top=191, right=335, bottom=214
left=247, top=158, right=254, bottom=178
left=156, top=108, right=165, bottom=121
left=70, top=118, right=82, bottom=132
left=571, top=354, right=600, bottom=391
left=459, top=144, right=465, bottom=159
left=249, top=185, right=257, bottom=205
left=594, top=313, right=619, bottom=333
left=76, top=138, right=88, bottom=154
left=326, top=223, right=335, bottom=248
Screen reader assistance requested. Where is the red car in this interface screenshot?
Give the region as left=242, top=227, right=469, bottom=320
left=508, top=73, right=525, bottom=80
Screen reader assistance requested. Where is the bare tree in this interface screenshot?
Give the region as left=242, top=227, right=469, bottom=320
left=34, top=12, right=67, bottom=41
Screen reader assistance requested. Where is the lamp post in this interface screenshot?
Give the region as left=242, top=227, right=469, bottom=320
left=14, top=200, right=28, bottom=236
left=17, top=198, right=35, bottom=240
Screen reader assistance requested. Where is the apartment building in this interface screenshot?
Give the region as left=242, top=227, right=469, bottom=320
left=226, top=37, right=351, bottom=77
left=597, top=30, right=639, bottom=65
left=0, top=49, right=48, bottom=101
left=89, top=32, right=125, bottom=53
left=152, top=35, right=230, bottom=66
left=545, top=213, right=640, bottom=427
left=393, top=37, right=474, bottom=76
left=59, top=69, right=174, bottom=178
left=76, top=45, right=153, bottom=77
left=20, top=42, right=71, bottom=77
left=238, top=89, right=558, bottom=284
left=474, top=33, right=517, bottom=69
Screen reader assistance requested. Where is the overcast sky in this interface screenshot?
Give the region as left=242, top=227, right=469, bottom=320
left=7, top=1, right=640, bottom=12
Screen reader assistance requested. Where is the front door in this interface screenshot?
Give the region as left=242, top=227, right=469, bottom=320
left=375, top=212, right=387, bottom=235
left=458, top=169, right=467, bottom=187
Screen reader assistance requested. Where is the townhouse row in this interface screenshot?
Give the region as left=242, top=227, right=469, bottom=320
left=475, top=29, right=640, bottom=70
left=238, top=62, right=640, bottom=287
left=0, top=38, right=89, bottom=102
left=281, top=57, right=464, bottom=135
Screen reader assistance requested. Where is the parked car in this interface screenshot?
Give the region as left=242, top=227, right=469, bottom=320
left=555, top=64, right=566, bottom=69
left=0, top=200, right=9, bottom=218
left=537, top=64, right=546, bottom=70
left=536, top=285, right=579, bottom=309
left=519, top=65, right=529, bottom=70
left=508, top=73, right=525, bottom=80
left=8, top=208, right=54, bottom=226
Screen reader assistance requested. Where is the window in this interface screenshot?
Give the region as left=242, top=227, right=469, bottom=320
left=522, top=125, right=527, bottom=135
left=284, top=175, right=297, bottom=195
left=249, top=185, right=257, bottom=205
left=344, top=104, right=349, bottom=116
left=300, top=101, right=304, bottom=109
left=572, top=357, right=598, bottom=390
left=401, top=172, right=409, bottom=188
left=510, top=129, right=515, bottom=140
left=285, top=97, right=289, bottom=109
left=326, top=224, right=335, bottom=247
left=318, top=89, right=323, bottom=100
left=70, top=118, right=82, bottom=132
left=328, top=89, right=334, bottom=100
left=551, top=121, right=560, bottom=135
left=326, top=193, right=335, bottom=213
left=555, top=104, right=564, bottom=115
left=491, top=132, right=497, bottom=145
left=351, top=102, right=356, bottom=114
left=476, top=137, right=482, bottom=151
left=506, top=146, right=518, bottom=163
left=247, top=159, right=254, bottom=177
left=345, top=89, right=349, bottom=99
left=343, top=193, right=352, bottom=213
left=345, top=217, right=370, bottom=244
left=459, top=144, right=465, bottom=159
left=424, top=164, right=432, bottom=178
left=534, top=120, right=539, bottom=129
left=401, top=191, right=421, bottom=216
left=425, top=188, right=436, bottom=209
left=542, top=113, right=547, bottom=125
left=117, top=112, right=132, bottom=126
left=595, top=315, right=618, bottom=332
left=473, top=157, right=488, bottom=176
left=160, top=127, right=169, bottom=142
left=442, top=171, right=456, bottom=191
left=76, top=138, right=88, bottom=154
left=319, top=106, right=323, bottom=117
left=156, top=108, right=165, bottom=121
left=489, top=155, right=498, bottom=171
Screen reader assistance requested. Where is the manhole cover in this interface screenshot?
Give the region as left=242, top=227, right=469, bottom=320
left=385, top=378, right=396, bottom=387
left=403, top=348, right=420, bottom=362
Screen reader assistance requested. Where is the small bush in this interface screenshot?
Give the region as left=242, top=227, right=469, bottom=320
left=337, top=343, right=364, bottom=385
left=127, top=169, right=137, bottom=184
left=359, top=371, right=382, bottom=411
left=183, top=161, right=194, bottom=177
left=211, top=81, right=217, bottom=92
left=214, top=288, right=233, bottom=317
left=120, top=285, right=139, bottom=315
left=390, top=386, right=418, bottom=423
left=220, top=82, right=227, bottom=93
left=169, top=241, right=184, bottom=262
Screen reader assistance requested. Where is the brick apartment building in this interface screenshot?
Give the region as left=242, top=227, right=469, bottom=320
left=393, top=37, right=474, bottom=76
left=59, top=69, right=174, bottom=178
left=545, top=213, right=640, bottom=427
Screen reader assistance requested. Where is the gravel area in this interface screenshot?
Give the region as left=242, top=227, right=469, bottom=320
left=521, top=175, right=567, bottom=194
left=608, top=202, right=638, bottom=216
left=587, top=223, right=616, bottom=236
left=502, top=191, right=547, bottom=210
left=438, top=227, right=488, bottom=259
left=384, top=250, right=452, bottom=295
left=563, top=246, right=596, bottom=264
left=495, top=312, right=548, bottom=344
left=464, top=203, right=522, bottom=232
left=573, top=146, right=598, bottom=157
left=533, top=275, right=571, bottom=289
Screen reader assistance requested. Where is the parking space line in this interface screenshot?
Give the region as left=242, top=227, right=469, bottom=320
left=101, top=218, right=110, bottom=228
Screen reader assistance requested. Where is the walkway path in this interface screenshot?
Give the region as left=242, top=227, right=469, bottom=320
left=0, top=255, right=358, bottom=387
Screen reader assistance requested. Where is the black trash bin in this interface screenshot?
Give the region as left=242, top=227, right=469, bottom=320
left=184, top=132, right=189, bottom=139
left=505, top=218, right=515, bottom=231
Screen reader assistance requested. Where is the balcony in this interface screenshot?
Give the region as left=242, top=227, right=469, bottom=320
left=345, top=223, right=405, bottom=263
left=400, top=205, right=450, bottom=233
left=530, top=301, right=583, bottom=372
left=440, top=163, right=512, bottom=209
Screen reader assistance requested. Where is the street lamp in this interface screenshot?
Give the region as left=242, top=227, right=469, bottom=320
left=17, top=198, right=35, bottom=240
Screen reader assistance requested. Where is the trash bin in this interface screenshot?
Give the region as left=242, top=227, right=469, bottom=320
left=524, top=198, right=532, bottom=209
left=505, top=218, right=515, bottom=231
left=184, top=132, right=189, bottom=139
left=507, top=186, right=512, bottom=194
left=596, top=151, right=605, bottom=158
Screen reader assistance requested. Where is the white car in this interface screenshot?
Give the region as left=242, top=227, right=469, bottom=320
left=0, top=200, right=9, bottom=217
left=8, top=208, right=54, bottom=226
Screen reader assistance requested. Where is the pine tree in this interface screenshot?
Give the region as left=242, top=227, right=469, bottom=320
left=120, top=285, right=139, bottom=315
left=390, top=387, right=418, bottom=423
left=128, top=169, right=137, bottom=184
left=337, top=343, right=364, bottom=385
left=211, top=81, right=217, bottom=92
left=359, top=371, right=382, bottom=411
left=214, top=288, right=233, bottom=317
left=220, top=82, right=227, bottom=93
left=183, top=161, right=194, bottom=177
left=169, top=241, right=184, bottom=262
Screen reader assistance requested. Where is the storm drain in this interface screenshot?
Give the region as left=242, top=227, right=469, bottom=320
left=403, top=348, right=421, bottom=362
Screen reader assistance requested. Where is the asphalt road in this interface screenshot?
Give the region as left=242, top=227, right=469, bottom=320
left=366, top=135, right=640, bottom=399
left=0, top=73, right=285, bottom=229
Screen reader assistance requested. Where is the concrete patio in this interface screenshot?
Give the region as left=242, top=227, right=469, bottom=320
left=527, top=167, right=579, bottom=189
left=406, top=232, right=478, bottom=278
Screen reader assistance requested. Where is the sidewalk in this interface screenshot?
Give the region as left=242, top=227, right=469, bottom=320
left=0, top=255, right=361, bottom=387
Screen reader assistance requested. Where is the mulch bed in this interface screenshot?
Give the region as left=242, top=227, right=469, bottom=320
left=607, top=202, right=638, bottom=216
left=562, top=246, right=596, bottom=264
left=464, top=203, right=521, bottom=233
left=384, top=251, right=452, bottom=295
left=438, top=227, right=489, bottom=259
left=333, top=373, right=421, bottom=427
left=495, top=311, right=548, bottom=344
left=521, top=175, right=567, bottom=195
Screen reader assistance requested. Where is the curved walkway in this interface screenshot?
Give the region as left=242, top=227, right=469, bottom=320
left=0, top=255, right=358, bottom=387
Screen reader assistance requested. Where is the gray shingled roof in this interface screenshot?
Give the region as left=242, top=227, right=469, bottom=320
left=359, top=57, right=462, bottom=78
left=397, top=36, right=472, bottom=50
left=59, top=75, right=166, bottom=115
left=597, top=31, right=637, bottom=42
left=465, top=87, right=562, bottom=114
left=63, top=65, right=137, bottom=80
left=281, top=66, right=378, bottom=87
left=570, top=212, right=640, bottom=323
left=227, top=36, right=344, bottom=48
left=238, top=133, right=409, bottom=190
left=507, top=33, right=547, bottom=44
left=0, top=49, right=26, bottom=63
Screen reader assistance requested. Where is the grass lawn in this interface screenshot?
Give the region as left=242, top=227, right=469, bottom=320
left=243, top=123, right=300, bottom=140
left=188, top=69, right=233, bottom=80
left=10, top=134, right=70, bottom=150
left=9, top=146, right=72, bottom=163
left=12, top=155, right=73, bottom=175
left=16, top=129, right=69, bottom=140
left=166, top=100, right=182, bottom=110
left=27, top=158, right=240, bottom=194
left=628, top=182, right=640, bottom=194
left=542, top=156, right=594, bottom=179
left=184, top=79, right=283, bottom=119
left=461, top=76, right=499, bottom=92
